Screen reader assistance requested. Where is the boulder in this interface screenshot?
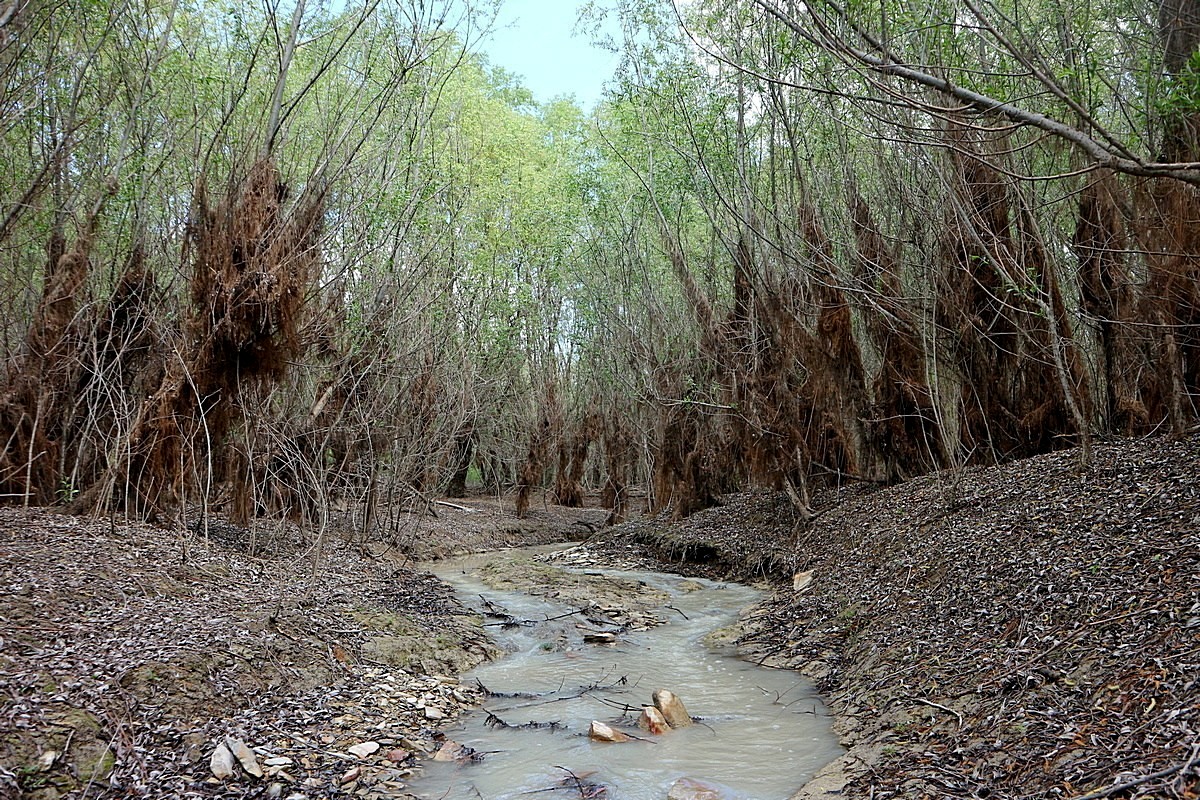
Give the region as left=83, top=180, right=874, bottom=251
left=652, top=689, right=692, bottom=728
left=638, top=706, right=670, bottom=734
left=587, top=720, right=633, bottom=743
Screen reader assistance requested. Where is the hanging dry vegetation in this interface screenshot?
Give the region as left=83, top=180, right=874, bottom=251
left=70, top=159, right=323, bottom=517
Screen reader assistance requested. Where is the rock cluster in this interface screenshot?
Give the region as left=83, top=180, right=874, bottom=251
left=588, top=687, right=694, bottom=744
left=199, top=668, right=482, bottom=798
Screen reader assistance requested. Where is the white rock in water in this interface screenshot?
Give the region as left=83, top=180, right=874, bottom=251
left=225, top=737, right=263, bottom=778
left=588, top=720, right=633, bottom=743
left=652, top=689, right=693, bottom=728
left=210, top=742, right=238, bottom=780
left=347, top=741, right=380, bottom=759
left=638, top=706, right=670, bottom=734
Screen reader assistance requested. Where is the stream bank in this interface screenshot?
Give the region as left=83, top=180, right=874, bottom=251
left=2, top=435, right=1197, bottom=799
left=0, top=503, right=604, bottom=799
left=584, top=435, right=1200, bottom=800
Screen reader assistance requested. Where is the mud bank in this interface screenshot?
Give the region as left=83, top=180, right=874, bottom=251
left=583, top=436, right=1200, bottom=800
left=0, top=502, right=601, bottom=799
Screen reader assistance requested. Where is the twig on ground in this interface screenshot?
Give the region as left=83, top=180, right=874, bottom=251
left=910, top=697, right=963, bottom=729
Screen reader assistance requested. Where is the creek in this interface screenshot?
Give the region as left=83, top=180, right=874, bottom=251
left=408, top=547, right=842, bottom=800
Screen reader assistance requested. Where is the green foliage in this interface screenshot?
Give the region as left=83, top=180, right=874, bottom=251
left=1159, top=50, right=1200, bottom=116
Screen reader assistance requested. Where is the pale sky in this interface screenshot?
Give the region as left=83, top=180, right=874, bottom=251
left=481, top=0, right=622, bottom=108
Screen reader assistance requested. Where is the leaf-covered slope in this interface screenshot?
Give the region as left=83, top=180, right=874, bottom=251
left=596, top=435, right=1200, bottom=799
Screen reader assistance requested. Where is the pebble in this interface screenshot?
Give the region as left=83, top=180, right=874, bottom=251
left=347, top=741, right=380, bottom=758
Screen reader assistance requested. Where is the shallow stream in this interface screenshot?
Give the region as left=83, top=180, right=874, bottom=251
left=410, top=548, right=842, bottom=800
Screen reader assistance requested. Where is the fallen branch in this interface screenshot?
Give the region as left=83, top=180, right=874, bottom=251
left=555, top=765, right=607, bottom=799
left=484, top=711, right=565, bottom=731
left=435, top=500, right=477, bottom=513
left=910, top=697, right=963, bottom=729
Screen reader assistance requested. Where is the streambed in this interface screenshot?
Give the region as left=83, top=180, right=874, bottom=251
left=409, top=547, right=842, bottom=800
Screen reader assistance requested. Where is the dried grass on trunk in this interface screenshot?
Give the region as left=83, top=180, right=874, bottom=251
left=937, top=127, right=1078, bottom=462
left=1076, top=172, right=1148, bottom=432
left=0, top=228, right=94, bottom=504
left=1133, top=121, right=1200, bottom=432
left=515, top=382, right=560, bottom=518
left=75, top=159, right=323, bottom=517
left=600, top=411, right=634, bottom=525
left=849, top=188, right=944, bottom=481
left=553, top=410, right=598, bottom=508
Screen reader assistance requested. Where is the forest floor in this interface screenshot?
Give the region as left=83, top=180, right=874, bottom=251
left=1, top=436, right=1197, bottom=800
left=583, top=433, right=1200, bottom=800
left=0, top=499, right=604, bottom=799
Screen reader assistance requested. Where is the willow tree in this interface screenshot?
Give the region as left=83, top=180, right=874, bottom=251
left=565, top=0, right=1200, bottom=519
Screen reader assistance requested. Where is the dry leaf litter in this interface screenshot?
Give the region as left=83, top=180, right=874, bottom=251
left=3, top=436, right=1198, bottom=800
left=578, top=434, right=1200, bottom=800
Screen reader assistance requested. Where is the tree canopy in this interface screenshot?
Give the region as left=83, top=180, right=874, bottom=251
left=0, top=0, right=1197, bottom=531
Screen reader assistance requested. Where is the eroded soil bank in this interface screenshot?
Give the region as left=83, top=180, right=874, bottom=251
left=0, top=502, right=604, bottom=799
left=584, top=435, right=1200, bottom=800
left=1, top=435, right=1197, bottom=799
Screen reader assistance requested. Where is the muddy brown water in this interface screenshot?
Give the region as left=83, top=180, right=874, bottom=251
left=410, top=548, right=842, bottom=800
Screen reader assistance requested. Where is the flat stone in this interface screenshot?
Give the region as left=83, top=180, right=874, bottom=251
left=793, top=569, right=815, bottom=593
left=384, top=748, right=411, bottom=763
left=210, top=743, right=238, bottom=780
left=588, top=720, right=633, bottom=742
left=225, top=737, right=263, bottom=778
left=424, top=705, right=446, bottom=720
left=347, top=741, right=380, bottom=759
left=668, top=777, right=728, bottom=800
left=433, top=741, right=472, bottom=762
